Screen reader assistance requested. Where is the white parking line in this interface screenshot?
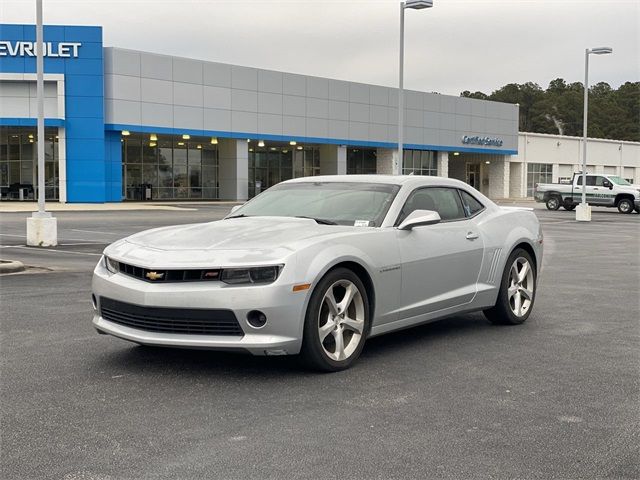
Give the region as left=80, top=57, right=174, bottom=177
left=0, top=233, right=104, bottom=242
left=2, top=245, right=102, bottom=256
left=71, top=228, right=123, bottom=235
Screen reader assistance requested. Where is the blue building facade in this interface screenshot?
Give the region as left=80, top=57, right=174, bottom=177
left=0, top=24, right=119, bottom=202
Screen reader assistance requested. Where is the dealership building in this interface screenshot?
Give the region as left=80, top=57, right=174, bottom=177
left=1, top=24, right=638, bottom=203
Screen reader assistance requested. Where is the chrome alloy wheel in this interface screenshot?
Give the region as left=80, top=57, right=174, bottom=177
left=508, top=257, right=534, bottom=317
left=318, top=280, right=365, bottom=361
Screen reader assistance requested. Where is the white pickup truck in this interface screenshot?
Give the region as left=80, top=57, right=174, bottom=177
left=534, top=173, right=640, bottom=214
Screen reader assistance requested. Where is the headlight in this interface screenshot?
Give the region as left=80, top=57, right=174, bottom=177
left=103, top=256, right=120, bottom=274
left=220, top=265, right=282, bottom=284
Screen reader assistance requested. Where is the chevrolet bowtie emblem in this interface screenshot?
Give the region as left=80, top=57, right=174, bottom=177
left=145, top=271, right=164, bottom=281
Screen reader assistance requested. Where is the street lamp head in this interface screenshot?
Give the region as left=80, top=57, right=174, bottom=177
left=404, top=0, right=433, bottom=9
left=589, top=47, right=613, bottom=55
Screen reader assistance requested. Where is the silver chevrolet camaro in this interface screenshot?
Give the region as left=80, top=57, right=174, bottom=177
left=92, top=175, right=543, bottom=371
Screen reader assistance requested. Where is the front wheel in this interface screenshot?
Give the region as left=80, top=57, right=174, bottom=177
left=617, top=198, right=634, bottom=214
left=484, top=248, right=537, bottom=325
left=546, top=196, right=561, bottom=211
left=563, top=201, right=576, bottom=211
left=301, top=268, right=370, bottom=372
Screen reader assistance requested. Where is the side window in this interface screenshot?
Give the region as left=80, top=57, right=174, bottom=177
left=594, top=176, right=606, bottom=187
left=459, top=190, right=485, bottom=217
left=398, top=187, right=466, bottom=224
left=586, top=176, right=597, bottom=186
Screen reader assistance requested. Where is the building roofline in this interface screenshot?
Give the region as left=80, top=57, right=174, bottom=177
left=519, top=131, right=640, bottom=146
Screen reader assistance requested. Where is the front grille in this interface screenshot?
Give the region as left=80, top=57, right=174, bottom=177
left=116, top=261, right=221, bottom=283
left=99, top=297, right=244, bottom=336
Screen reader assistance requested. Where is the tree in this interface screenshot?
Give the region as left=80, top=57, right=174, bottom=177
left=459, top=79, right=639, bottom=141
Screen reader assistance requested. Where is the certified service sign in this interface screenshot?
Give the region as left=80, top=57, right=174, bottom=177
left=462, top=135, right=503, bottom=147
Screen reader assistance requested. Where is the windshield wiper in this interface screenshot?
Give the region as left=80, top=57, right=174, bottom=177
left=294, top=216, right=338, bottom=225
left=226, top=214, right=250, bottom=219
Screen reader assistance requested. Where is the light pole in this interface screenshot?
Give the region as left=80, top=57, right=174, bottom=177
left=26, top=0, right=58, bottom=246
left=576, top=46, right=613, bottom=222
left=396, top=0, right=432, bottom=175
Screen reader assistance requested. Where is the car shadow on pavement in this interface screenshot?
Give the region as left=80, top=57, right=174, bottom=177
left=92, top=312, right=499, bottom=377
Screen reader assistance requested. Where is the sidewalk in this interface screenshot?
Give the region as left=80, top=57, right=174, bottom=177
left=0, top=200, right=241, bottom=213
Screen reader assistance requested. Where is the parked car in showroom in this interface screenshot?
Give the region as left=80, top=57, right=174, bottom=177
left=92, top=175, right=543, bottom=371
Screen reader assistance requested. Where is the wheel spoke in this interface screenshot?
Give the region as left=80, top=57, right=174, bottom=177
left=518, top=262, right=529, bottom=283
left=513, top=291, right=522, bottom=316
left=319, top=320, right=335, bottom=341
left=324, top=288, right=339, bottom=315
left=510, top=264, right=519, bottom=283
left=508, top=285, right=518, bottom=299
left=332, top=329, right=345, bottom=360
left=338, top=283, right=357, bottom=313
left=341, top=316, right=364, bottom=335
left=520, top=287, right=533, bottom=301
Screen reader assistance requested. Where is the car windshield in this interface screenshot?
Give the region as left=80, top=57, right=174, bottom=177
left=608, top=176, right=631, bottom=186
left=229, top=182, right=400, bottom=227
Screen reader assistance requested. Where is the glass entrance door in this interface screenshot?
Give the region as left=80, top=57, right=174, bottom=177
left=466, top=163, right=480, bottom=190
left=0, top=127, right=59, bottom=200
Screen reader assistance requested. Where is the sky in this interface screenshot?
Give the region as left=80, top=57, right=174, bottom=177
left=1, top=0, right=638, bottom=96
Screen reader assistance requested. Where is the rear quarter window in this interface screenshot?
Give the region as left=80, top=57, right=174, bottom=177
left=459, top=190, right=485, bottom=217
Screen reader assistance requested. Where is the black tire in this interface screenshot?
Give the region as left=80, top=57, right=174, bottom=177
left=545, top=196, right=561, bottom=211
left=301, top=267, right=370, bottom=372
left=563, top=202, right=576, bottom=211
left=617, top=198, right=634, bottom=214
left=635, top=207, right=640, bottom=214
left=483, top=248, right=537, bottom=326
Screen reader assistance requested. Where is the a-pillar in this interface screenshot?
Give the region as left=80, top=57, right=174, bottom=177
left=437, top=151, right=449, bottom=177
left=218, top=138, right=248, bottom=201
left=376, top=148, right=397, bottom=175
left=319, top=145, right=346, bottom=175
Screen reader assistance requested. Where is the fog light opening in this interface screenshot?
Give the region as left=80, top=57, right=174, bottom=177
left=91, top=294, right=97, bottom=310
left=246, top=310, right=267, bottom=329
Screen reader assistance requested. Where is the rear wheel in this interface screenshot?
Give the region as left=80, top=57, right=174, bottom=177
left=563, top=200, right=576, bottom=211
left=484, top=248, right=536, bottom=325
left=546, top=196, right=561, bottom=211
left=301, top=268, right=369, bottom=372
left=617, top=198, right=634, bottom=214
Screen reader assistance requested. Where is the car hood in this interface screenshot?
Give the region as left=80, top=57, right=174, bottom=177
left=104, top=216, right=363, bottom=267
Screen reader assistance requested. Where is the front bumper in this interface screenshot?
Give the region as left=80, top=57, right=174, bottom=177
left=92, top=262, right=309, bottom=356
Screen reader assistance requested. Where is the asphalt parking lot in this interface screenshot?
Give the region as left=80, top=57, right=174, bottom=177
left=1, top=204, right=639, bottom=480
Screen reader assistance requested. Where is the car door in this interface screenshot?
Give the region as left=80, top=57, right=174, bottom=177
left=577, top=175, right=610, bottom=206
left=595, top=176, right=616, bottom=206
left=394, top=187, right=485, bottom=321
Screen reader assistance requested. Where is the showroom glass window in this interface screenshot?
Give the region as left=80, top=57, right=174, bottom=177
left=248, top=142, right=320, bottom=198
left=0, top=127, right=59, bottom=200
left=526, top=163, right=552, bottom=196
left=402, top=150, right=436, bottom=176
left=347, top=148, right=377, bottom=175
left=122, top=133, right=218, bottom=200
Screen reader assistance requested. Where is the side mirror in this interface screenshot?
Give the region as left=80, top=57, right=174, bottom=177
left=602, top=180, right=612, bottom=189
left=230, top=204, right=243, bottom=214
left=398, top=209, right=441, bottom=230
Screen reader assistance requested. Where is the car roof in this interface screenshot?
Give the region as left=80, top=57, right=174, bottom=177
left=283, top=174, right=472, bottom=189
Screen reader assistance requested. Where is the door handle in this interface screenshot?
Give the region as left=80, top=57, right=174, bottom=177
left=466, top=232, right=479, bottom=240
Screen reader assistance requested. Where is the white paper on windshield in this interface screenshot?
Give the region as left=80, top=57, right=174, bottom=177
left=354, top=220, right=371, bottom=227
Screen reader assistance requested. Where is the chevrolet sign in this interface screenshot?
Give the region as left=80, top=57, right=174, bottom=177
left=0, top=41, right=82, bottom=58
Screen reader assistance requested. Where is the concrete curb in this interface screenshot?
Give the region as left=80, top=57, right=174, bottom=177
left=0, top=260, right=26, bottom=274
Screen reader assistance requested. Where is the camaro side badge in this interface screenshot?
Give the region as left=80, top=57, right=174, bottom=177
left=145, top=271, right=165, bottom=281
left=380, top=265, right=400, bottom=273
